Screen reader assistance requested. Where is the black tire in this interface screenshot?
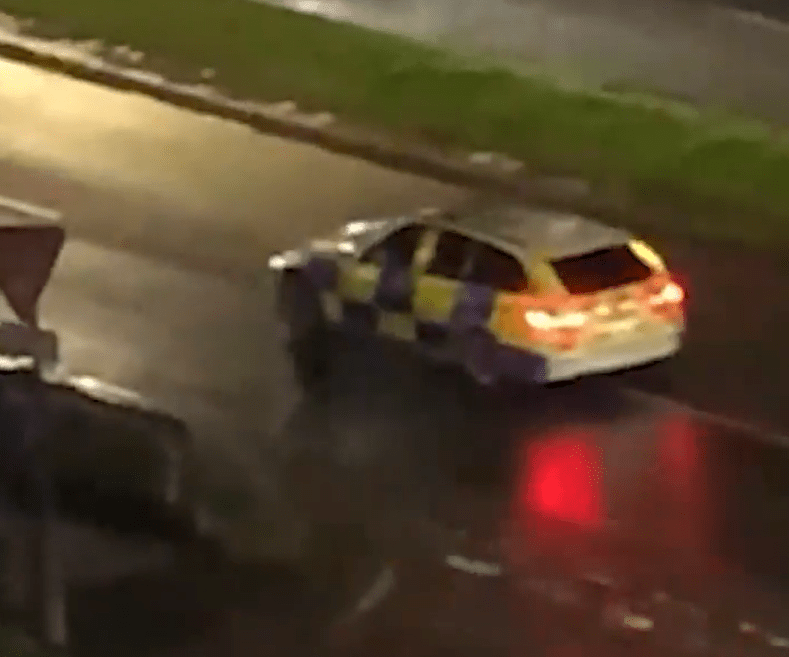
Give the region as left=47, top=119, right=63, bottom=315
left=610, top=356, right=674, bottom=395
left=462, top=329, right=500, bottom=387
left=278, top=272, right=330, bottom=390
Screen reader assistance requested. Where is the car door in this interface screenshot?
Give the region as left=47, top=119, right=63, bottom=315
left=338, top=222, right=428, bottom=336
left=412, top=228, right=476, bottom=350
left=464, top=243, right=531, bottom=346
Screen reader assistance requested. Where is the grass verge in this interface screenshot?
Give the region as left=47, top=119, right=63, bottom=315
left=0, top=0, right=788, bottom=247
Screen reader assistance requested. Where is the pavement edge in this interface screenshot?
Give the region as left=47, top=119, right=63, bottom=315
left=0, top=31, right=613, bottom=217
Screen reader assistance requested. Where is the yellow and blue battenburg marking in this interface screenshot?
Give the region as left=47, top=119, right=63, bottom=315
left=302, top=252, right=516, bottom=345
left=299, top=251, right=552, bottom=382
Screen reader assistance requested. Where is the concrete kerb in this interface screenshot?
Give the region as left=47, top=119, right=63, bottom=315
left=9, top=26, right=769, bottom=254
left=0, top=34, right=603, bottom=215
left=5, top=22, right=789, bottom=253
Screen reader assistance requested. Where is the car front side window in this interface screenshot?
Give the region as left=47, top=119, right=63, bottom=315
left=466, top=244, right=528, bottom=292
left=359, top=224, right=426, bottom=268
left=425, top=230, right=475, bottom=279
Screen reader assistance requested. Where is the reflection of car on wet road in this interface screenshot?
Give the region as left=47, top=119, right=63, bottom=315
left=270, top=202, right=685, bottom=387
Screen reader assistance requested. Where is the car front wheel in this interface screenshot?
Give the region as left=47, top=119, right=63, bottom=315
left=278, top=271, right=331, bottom=390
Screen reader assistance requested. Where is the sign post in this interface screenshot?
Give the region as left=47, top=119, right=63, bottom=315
left=0, top=224, right=67, bottom=648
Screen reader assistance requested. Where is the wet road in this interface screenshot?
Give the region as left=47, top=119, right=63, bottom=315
left=262, top=0, right=789, bottom=123
left=304, top=365, right=789, bottom=652
left=2, top=58, right=789, bottom=651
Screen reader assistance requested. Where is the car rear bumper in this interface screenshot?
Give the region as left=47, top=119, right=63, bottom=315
left=543, top=328, right=682, bottom=382
left=498, top=325, right=682, bottom=384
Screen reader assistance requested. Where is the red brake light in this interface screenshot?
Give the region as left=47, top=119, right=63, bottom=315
left=650, top=281, right=683, bottom=306
left=522, top=305, right=589, bottom=352
left=645, top=279, right=684, bottom=322
left=665, top=282, right=683, bottom=303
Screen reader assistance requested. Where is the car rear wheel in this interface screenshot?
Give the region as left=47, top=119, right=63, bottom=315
left=278, top=271, right=331, bottom=390
left=462, top=329, right=500, bottom=387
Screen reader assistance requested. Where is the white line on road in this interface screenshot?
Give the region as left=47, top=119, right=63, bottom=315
left=0, top=194, right=62, bottom=222
left=445, top=554, right=502, bottom=577
left=354, top=565, right=396, bottom=614
left=623, top=387, right=789, bottom=449
left=330, top=564, right=396, bottom=631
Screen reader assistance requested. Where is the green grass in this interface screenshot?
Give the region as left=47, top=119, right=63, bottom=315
left=2, top=0, right=789, bottom=246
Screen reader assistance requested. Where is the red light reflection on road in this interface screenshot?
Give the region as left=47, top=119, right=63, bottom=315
left=660, top=414, right=699, bottom=482
left=656, top=413, right=709, bottom=552
left=516, top=431, right=604, bottom=529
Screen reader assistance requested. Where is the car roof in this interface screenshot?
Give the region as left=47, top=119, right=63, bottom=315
left=431, top=204, right=633, bottom=262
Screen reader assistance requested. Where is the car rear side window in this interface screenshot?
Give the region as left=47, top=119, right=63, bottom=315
left=426, top=231, right=474, bottom=279
left=360, top=224, right=426, bottom=267
left=466, top=244, right=528, bottom=292
left=551, top=244, right=653, bottom=294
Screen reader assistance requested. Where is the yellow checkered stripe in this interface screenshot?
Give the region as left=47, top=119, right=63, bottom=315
left=311, top=254, right=422, bottom=342
left=376, top=309, right=418, bottom=341
left=308, top=254, right=494, bottom=345
left=319, top=289, right=419, bottom=341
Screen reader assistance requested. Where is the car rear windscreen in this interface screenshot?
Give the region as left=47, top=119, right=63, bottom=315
left=550, top=245, right=653, bottom=294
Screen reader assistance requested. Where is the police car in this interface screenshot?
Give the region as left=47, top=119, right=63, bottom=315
left=269, top=202, right=684, bottom=387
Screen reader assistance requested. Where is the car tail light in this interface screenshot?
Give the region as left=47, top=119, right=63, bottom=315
left=523, top=309, right=588, bottom=351
left=646, top=280, right=684, bottom=322
left=524, top=309, right=588, bottom=351
left=649, top=281, right=684, bottom=306
left=524, top=309, right=588, bottom=330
